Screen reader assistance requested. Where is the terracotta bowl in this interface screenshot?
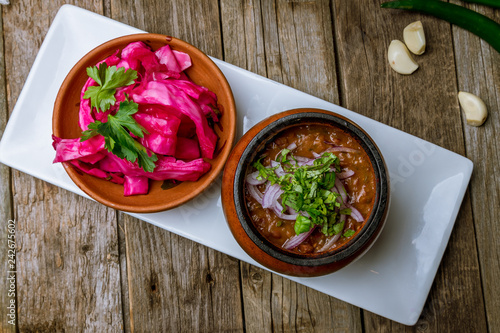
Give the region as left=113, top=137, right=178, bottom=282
left=53, top=34, right=236, bottom=213
left=221, top=108, right=390, bottom=277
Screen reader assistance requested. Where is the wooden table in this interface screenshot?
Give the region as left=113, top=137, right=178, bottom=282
left=1, top=0, right=498, bottom=332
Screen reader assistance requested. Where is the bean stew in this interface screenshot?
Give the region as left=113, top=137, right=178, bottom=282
left=245, top=124, right=377, bottom=255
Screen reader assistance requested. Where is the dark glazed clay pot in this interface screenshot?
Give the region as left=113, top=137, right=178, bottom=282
left=221, top=108, right=390, bottom=277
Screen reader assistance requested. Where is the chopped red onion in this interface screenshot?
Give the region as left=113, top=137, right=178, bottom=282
left=347, top=204, right=364, bottom=222
left=271, top=161, right=286, bottom=177
left=337, top=169, right=354, bottom=179
left=247, top=184, right=263, bottom=205
left=317, top=233, right=341, bottom=253
left=294, top=156, right=310, bottom=163
left=246, top=170, right=267, bottom=185
left=325, top=147, right=359, bottom=154
left=295, top=157, right=314, bottom=166
left=287, top=142, right=297, bottom=150
left=272, top=205, right=299, bottom=220
left=283, top=226, right=316, bottom=250
left=334, top=178, right=348, bottom=204
left=262, top=184, right=282, bottom=209
left=272, top=200, right=298, bottom=220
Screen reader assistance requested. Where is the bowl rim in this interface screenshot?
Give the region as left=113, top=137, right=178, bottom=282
left=233, top=109, right=390, bottom=267
left=52, top=33, right=236, bottom=213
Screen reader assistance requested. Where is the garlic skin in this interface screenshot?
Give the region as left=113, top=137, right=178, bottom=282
left=458, top=91, right=488, bottom=126
left=387, top=40, right=419, bottom=75
left=403, top=21, right=426, bottom=55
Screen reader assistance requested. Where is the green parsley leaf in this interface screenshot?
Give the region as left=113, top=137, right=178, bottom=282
left=83, top=63, right=138, bottom=112
left=277, top=148, right=291, bottom=163
left=343, top=229, right=355, bottom=238
left=339, top=208, right=352, bottom=215
left=294, top=215, right=312, bottom=235
left=253, top=159, right=280, bottom=184
left=332, top=220, right=345, bottom=235
left=81, top=100, right=158, bottom=172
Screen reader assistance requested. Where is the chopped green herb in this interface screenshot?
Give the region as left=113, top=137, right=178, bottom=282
left=277, top=148, right=291, bottom=163
left=339, top=208, right=352, bottom=215
left=332, top=220, right=345, bottom=235
left=83, top=63, right=138, bottom=112
left=343, top=229, right=355, bottom=238
left=277, top=220, right=283, bottom=227
left=253, top=159, right=280, bottom=184
left=81, top=100, right=157, bottom=172
left=294, top=215, right=312, bottom=235
left=254, top=151, right=354, bottom=236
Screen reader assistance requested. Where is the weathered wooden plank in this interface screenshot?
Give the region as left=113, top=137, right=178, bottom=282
left=121, top=214, right=206, bottom=332
left=110, top=0, right=244, bottom=331
left=3, top=1, right=125, bottom=331
left=450, top=2, right=500, bottom=331
left=117, top=214, right=132, bottom=333
left=220, top=0, right=362, bottom=332
left=12, top=178, right=124, bottom=332
left=275, top=0, right=338, bottom=103
left=218, top=2, right=274, bottom=330
left=333, top=0, right=487, bottom=330
left=0, top=4, right=16, bottom=332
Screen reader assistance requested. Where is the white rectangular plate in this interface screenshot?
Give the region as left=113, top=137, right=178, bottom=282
left=0, top=5, right=473, bottom=326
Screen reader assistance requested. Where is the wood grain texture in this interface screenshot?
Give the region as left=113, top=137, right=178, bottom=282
left=0, top=5, right=16, bottom=333
left=123, top=215, right=209, bottom=332
left=3, top=1, right=124, bottom=331
left=275, top=0, right=338, bottom=103
left=12, top=179, right=124, bottom=331
left=333, top=0, right=487, bottom=331
left=450, top=2, right=500, bottom=331
left=117, top=214, right=132, bottom=333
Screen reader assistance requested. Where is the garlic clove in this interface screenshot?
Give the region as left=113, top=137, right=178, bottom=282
left=387, top=40, right=419, bottom=75
left=403, top=21, right=426, bottom=55
left=458, top=91, right=488, bottom=126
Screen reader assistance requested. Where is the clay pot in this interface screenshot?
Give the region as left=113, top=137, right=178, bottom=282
left=222, top=108, right=390, bottom=277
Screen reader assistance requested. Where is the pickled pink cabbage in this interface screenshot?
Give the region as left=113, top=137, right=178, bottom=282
left=53, top=41, right=220, bottom=196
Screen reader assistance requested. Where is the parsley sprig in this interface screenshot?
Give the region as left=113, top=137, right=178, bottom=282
left=253, top=151, right=354, bottom=237
left=81, top=100, right=158, bottom=173
left=80, top=63, right=158, bottom=173
left=83, top=63, right=138, bottom=112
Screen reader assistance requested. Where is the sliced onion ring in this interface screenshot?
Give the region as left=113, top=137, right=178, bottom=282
left=246, top=170, right=266, bottom=185
left=247, top=184, right=263, bottom=205
left=317, top=233, right=341, bottom=253
left=272, top=205, right=298, bottom=220
left=283, top=226, right=316, bottom=250
left=334, top=178, right=347, bottom=204
left=262, top=184, right=282, bottom=209
left=348, top=204, right=364, bottom=222
left=337, top=169, right=354, bottom=179
left=271, top=161, right=286, bottom=177
left=325, top=147, right=359, bottom=154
